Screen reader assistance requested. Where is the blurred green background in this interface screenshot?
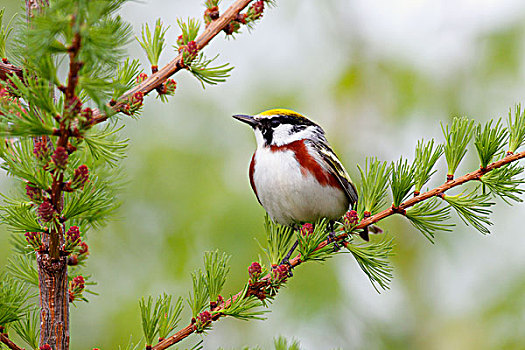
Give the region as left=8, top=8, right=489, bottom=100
left=1, top=0, right=525, bottom=349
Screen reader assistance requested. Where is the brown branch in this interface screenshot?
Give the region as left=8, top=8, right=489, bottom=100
left=154, top=149, right=525, bottom=349
left=0, top=61, right=23, bottom=82
left=0, top=332, right=24, bottom=350
left=91, top=0, right=255, bottom=124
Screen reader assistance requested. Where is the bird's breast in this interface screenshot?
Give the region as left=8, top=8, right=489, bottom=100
left=250, top=142, right=349, bottom=225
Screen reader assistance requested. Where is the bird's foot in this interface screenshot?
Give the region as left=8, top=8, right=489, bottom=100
left=327, top=231, right=341, bottom=252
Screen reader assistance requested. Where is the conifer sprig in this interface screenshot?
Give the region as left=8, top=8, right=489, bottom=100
left=157, top=295, right=184, bottom=341
left=441, top=117, right=475, bottom=179
left=480, top=163, right=525, bottom=204
left=137, top=19, right=169, bottom=70
left=0, top=276, right=30, bottom=326
left=203, top=250, right=231, bottom=302
left=0, top=9, right=14, bottom=59
left=390, top=157, right=414, bottom=207
left=259, top=215, right=295, bottom=266
left=474, top=118, right=507, bottom=169
left=296, top=219, right=334, bottom=262
left=405, top=197, right=454, bottom=242
left=188, top=53, right=233, bottom=88
left=507, top=104, right=525, bottom=154
left=442, top=190, right=494, bottom=235
left=188, top=269, right=208, bottom=318
left=139, top=296, right=163, bottom=347
left=12, top=310, right=39, bottom=350
left=344, top=236, right=394, bottom=292
left=221, top=285, right=266, bottom=321
left=413, top=139, right=444, bottom=195
left=356, top=158, right=391, bottom=217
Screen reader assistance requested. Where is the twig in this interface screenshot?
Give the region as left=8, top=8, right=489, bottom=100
left=0, top=61, right=23, bottom=81
left=154, top=149, right=525, bottom=349
left=90, top=0, right=255, bottom=124
left=0, top=332, right=24, bottom=350
left=0, top=0, right=256, bottom=125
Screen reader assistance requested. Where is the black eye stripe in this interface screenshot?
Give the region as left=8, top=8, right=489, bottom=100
left=260, top=115, right=317, bottom=128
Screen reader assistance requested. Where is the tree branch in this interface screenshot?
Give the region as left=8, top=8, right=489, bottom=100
left=0, top=61, right=23, bottom=81
left=0, top=332, right=24, bottom=350
left=153, top=149, right=525, bottom=349
left=91, top=0, right=255, bottom=124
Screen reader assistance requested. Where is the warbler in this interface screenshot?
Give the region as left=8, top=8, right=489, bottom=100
left=233, top=108, right=369, bottom=241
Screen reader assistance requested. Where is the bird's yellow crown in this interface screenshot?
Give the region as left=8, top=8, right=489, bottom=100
left=258, top=108, right=307, bottom=119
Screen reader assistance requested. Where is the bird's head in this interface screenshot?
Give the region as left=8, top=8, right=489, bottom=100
left=233, top=108, right=324, bottom=148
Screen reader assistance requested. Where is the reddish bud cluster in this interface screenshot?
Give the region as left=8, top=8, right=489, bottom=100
left=26, top=183, right=43, bottom=201
left=196, top=310, right=212, bottom=328
left=133, top=91, right=144, bottom=106
left=248, top=1, right=265, bottom=20
left=25, top=231, right=43, bottom=251
left=0, top=85, right=8, bottom=98
left=66, top=226, right=80, bottom=243
left=80, top=107, right=93, bottom=127
left=176, top=35, right=185, bottom=47
left=300, top=223, right=314, bottom=236
left=223, top=20, right=241, bottom=35
left=33, top=139, right=50, bottom=160
left=136, top=72, right=148, bottom=84
left=38, top=201, right=55, bottom=222
left=343, top=210, right=358, bottom=227
left=248, top=261, right=262, bottom=281
left=68, top=241, right=89, bottom=266
left=79, top=241, right=89, bottom=255
left=186, top=41, right=198, bottom=56
left=160, top=79, right=177, bottom=96
left=69, top=275, right=85, bottom=302
left=52, top=146, right=68, bottom=169
left=272, top=264, right=289, bottom=282
left=73, top=164, right=90, bottom=189
left=68, top=96, right=83, bottom=116
left=40, top=345, right=52, bottom=350
left=204, top=6, right=220, bottom=26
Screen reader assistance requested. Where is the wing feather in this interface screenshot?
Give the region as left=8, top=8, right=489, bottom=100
left=307, top=140, right=358, bottom=208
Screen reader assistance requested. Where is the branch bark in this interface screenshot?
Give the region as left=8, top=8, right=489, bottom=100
left=154, top=149, right=525, bottom=349
left=0, top=332, right=24, bottom=350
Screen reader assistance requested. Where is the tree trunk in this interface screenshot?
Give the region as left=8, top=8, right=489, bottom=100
left=37, top=254, right=69, bottom=350
left=25, top=1, right=69, bottom=349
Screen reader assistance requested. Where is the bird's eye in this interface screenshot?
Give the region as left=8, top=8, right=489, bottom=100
left=270, top=120, right=280, bottom=128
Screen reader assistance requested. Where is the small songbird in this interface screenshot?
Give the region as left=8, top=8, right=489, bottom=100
left=233, top=108, right=366, bottom=239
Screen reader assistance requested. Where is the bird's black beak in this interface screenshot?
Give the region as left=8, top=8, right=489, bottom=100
left=233, top=114, right=259, bottom=127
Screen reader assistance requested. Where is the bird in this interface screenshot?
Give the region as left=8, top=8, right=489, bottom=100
left=233, top=108, right=369, bottom=243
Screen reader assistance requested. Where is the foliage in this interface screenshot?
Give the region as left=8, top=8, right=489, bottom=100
left=356, top=158, right=391, bottom=217
left=296, top=219, right=335, bottom=263
left=137, top=19, right=169, bottom=68
left=405, top=197, right=454, bottom=243
left=258, top=215, right=296, bottom=266
left=12, top=310, right=40, bottom=350
left=203, top=250, right=231, bottom=301
left=344, top=236, right=394, bottom=292
left=221, top=285, right=266, bottom=321
left=390, top=157, right=414, bottom=207
left=474, top=118, right=507, bottom=168
left=188, top=53, right=233, bottom=88
left=0, top=8, right=15, bottom=58
left=507, top=104, right=525, bottom=154
left=480, top=163, right=525, bottom=204
left=441, top=117, right=475, bottom=178
left=443, top=189, right=494, bottom=235
left=139, top=294, right=184, bottom=345
left=0, top=276, right=30, bottom=326
left=412, top=139, right=444, bottom=194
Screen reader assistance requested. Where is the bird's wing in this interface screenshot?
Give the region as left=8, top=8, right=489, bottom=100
left=307, top=139, right=358, bottom=208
